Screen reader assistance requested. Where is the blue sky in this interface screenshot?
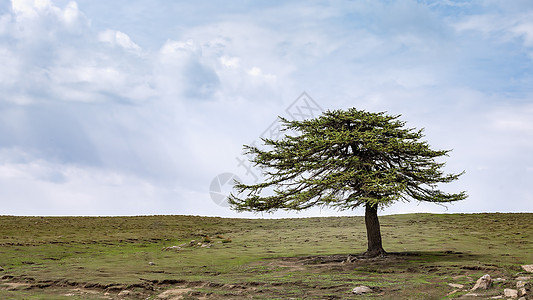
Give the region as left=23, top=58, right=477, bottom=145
left=0, top=0, right=532, bottom=216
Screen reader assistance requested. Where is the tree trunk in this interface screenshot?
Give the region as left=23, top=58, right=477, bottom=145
left=364, top=202, right=386, bottom=257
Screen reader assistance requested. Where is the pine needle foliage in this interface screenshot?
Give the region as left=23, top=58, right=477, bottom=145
left=229, top=108, right=467, bottom=213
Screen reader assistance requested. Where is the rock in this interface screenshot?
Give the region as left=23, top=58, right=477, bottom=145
left=517, top=280, right=530, bottom=297
left=493, top=277, right=506, bottom=282
left=178, top=240, right=198, bottom=247
left=448, top=283, right=464, bottom=289
left=472, top=274, right=492, bottom=290
left=176, top=240, right=213, bottom=248
left=516, top=276, right=531, bottom=281
left=162, top=246, right=181, bottom=251
left=343, top=255, right=357, bottom=263
left=352, top=286, right=372, bottom=294
left=118, top=290, right=132, bottom=296
left=522, top=265, right=533, bottom=273
left=148, top=261, right=155, bottom=266
left=462, top=292, right=480, bottom=297
left=0, top=266, right=4, bottom=271
left=490, top=296, right=503, bottom=299
left=158, top=288, right=192, bottom=299
left=447, top=289, right=459, bottom=296
left=504, top=288, right=518, bottom=298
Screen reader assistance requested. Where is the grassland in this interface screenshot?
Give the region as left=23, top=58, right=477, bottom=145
left=0, top=213, right=532, bottom=299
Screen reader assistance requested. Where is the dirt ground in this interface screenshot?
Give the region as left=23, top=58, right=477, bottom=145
left=3, top=253, right=528, bottom=299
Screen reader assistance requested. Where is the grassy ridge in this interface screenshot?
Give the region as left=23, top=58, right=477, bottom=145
left=0, top=213, right=532, bottom=299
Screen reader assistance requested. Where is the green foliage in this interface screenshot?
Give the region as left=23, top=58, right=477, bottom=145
left=230, top=108, right=467, bottom=212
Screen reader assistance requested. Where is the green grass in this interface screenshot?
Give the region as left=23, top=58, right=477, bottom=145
left=0, top=213, right=532, bottom=299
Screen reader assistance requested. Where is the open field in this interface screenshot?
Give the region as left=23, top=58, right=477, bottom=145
left=0, top=213, right=532, bottom=299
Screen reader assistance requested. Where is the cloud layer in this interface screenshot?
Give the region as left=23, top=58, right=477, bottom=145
left=1, top=0, right=532, bottom=216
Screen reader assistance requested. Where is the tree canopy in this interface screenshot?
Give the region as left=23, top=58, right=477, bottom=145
left=229, top=108, right=467, bottom=256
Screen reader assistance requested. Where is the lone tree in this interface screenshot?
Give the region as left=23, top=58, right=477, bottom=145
left=229, top=108, right=467, bottom=257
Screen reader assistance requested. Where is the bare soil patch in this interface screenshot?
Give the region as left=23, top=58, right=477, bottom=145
left=0, top=282, right=32, bottom=291
left=260, top=252, right=420, bottom=272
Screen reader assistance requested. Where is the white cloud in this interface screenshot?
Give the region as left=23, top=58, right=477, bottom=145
left=454, top=11, right=533, bottom=56
left=0, top=14, right=12, bottom=34
left=512, top=21, right=533, bottom=47
left=220, top=56, right=239, bottom=68
left=487, top=103, right=533, bottom=141
left=11, top=0, right=53, bottom=18
left=247, top=67, right=261, bottom=76
left=11, top=0, right=85, bottom=31
left=0, top=160, right=166, bottom=215
left=98, top=29, right=142, bottom=54
left=48, top=65, right=141, bottom=103
left=0, top=47, right=20, bottom=86
left=454, top=14, right=500, bottom=34
left=246, top=67, right=277, bottom=84
left=57, top=66, right=124, bottom=85
left=155, top=39, right=221, bottom=99
left=160, top=39, right=196, bottom=55
left=60, top=1, right=79, bottom=27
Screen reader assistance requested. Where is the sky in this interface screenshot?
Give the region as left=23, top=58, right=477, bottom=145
left=0, top=0, right=532, bottom=217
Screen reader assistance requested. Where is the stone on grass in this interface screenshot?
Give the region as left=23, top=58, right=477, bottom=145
left=447, top=289, right=459, bottom=296
left=522, top=265, right=533, bottom=273
left=504, top=288, right=518, bottom=298
left=448, top=283, right=464, bottom=289
left=162, top=246, right=181, bottom=251
left=352, top=286, right=372, bottom=294
left=462, top=292, right=480, bottom=297
left=472, top=274, right=492, bottom=290
left=517, top=279, right=530, bottom=297
left=118, top=290, right=132, bottom=296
